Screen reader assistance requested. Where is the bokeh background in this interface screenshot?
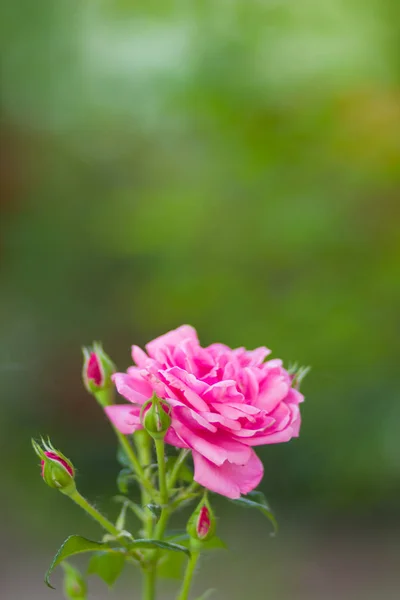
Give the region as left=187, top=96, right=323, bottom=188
left=1, top=1, right=399, bottom=598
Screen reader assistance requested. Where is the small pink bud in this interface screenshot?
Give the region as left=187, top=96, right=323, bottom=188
left=187, top=495, right=216, bottom=542
left=86, top=352, right=103, bottom=386
left=40, top=451, right=74, bottom=479
left=32, top=438, right=75, bottom=495
left=197, top=505, right=211, bottom=539
left=82, top=342, right=115, bottom=397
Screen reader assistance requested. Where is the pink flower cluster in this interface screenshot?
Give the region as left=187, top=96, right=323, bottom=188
left=106, top=326, right=303, bottom=499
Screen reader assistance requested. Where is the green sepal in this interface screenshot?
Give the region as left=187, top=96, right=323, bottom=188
left=61, top=562, right=87, bottom=599
left=166, top=531, right=226, bottom=550
left=288, top=362, right=311, bottom=390
left=231, top=491, right=278, bottom=534
left=87, top=552, right=125, bottom=587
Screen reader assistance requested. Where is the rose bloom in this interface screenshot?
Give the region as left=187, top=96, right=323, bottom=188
left=106, top=326, right=304, bottom=499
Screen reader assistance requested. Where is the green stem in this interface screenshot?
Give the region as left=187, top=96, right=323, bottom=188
left=94, top=389, right=154, bottom=497
left=135, top=431, right=154, bottom=526
left=114, top=427, right=154, bottom=494
left=70, top=490, right=144, bottom=565
left=168, top=449, right=190, bottom=489
left=143, top=439, right=170, bottom=600
left=70, top=491, right=123, bottom=539
left=177, top=552, right=200, bottom=600
left=143, top=568, right=156, bottom=600
left=155, top=439, right=168, bottom=505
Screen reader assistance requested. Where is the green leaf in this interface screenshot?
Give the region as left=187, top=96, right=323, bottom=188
left=146, top=503, right=162, bottom=521
left=117, top=445, right=133, bottom=468
left=231, top=491, right=278, bottom=534
left=128, top=539, right=190, bottom=556
left=61, top=562, right=88, bottom=599
left=87, top=552, right=125, bottom=587
left=166, top=456, right=194, bottom=483
left=117, top=467, right=136, bottom=493
left=165, top=530, right=189, bottom=542
left=45, top=535, right=123, bottom=589
left=157, top=551, right=186, bottom=580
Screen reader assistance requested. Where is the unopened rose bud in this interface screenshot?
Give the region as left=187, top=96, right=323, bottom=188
left=82, top=342, right=116, bottom=402
left=141, top=394, right=171, bottom=439
left=32, top=438, right=76, bottom=495
left=62, top=563, right=87, bottom=599
left=187, top=495, right=216, bottom=542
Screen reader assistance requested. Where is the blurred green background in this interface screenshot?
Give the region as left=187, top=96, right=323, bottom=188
left=1, top=1, right=399, bottom=598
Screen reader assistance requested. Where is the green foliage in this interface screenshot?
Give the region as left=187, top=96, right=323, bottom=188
left=146, top=503, right=162, bottom=521
left=46, top=534, right=190, bottom=589
left=117, top=468, right=136, bottom=494
left=87, top=552, right=125, bottom=587
left=158, top=532, right=226, bottom=581
left=166, top=456, right=194, bottom=484
left=45, top=536, right=123, bottom=589
left=231, top=491, right=278, bottom=535
left=62, top=562, right=87, bottom=600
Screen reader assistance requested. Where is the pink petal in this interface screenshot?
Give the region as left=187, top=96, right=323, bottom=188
left=192, top=450, right=264, bottom=499
left=173, top=405, right=218, bottom=433
left=113, top=373, right=151, bottom=404
left=255, top=369, right=289, bottom=413
left=236, top=427, right=295, bottom=446
left=131, top=345, right=150, bottom=367
left=173, top=421, right=251, bottom=466
left=240, top=367, right=259, bottom=402
left=242, top=346, right=271, bottom=366
left=165, top=427, right=189, bottom=449
left=145, top=325, right=199, bottom=359
left=161, top=367, right=210, bottom=412
left=203, top=380, right=244, bottom=404
left=126, top=367, right=154, bottom=396
left=233, top=416, right=276, bottom=437
left=105, top=405, right=142, bottom=434
left=205, top=412, right=241, bottom=431
left=285, top=388, right=305, bottom=405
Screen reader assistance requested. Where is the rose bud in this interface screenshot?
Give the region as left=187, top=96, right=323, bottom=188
left=82, top=342, right=116, bottom=404
left=32, top=438, right=76, bottom=495
left=187, top=495, right=216, bottom=543
left=141, top=394, right=171, bottom=440
left=62, top=563, right=87, bottom=600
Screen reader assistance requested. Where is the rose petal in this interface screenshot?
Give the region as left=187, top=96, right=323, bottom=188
left=192, top=450, right=264, bottom=499
left=145, top=325, right=198, bottom=360
left=113, top=373, right=151, bottom=404
left=105, top=405, right=142, bottom=434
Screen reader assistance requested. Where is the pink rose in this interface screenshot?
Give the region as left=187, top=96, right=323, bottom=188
left=106, top=325, right=303, bottom=499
